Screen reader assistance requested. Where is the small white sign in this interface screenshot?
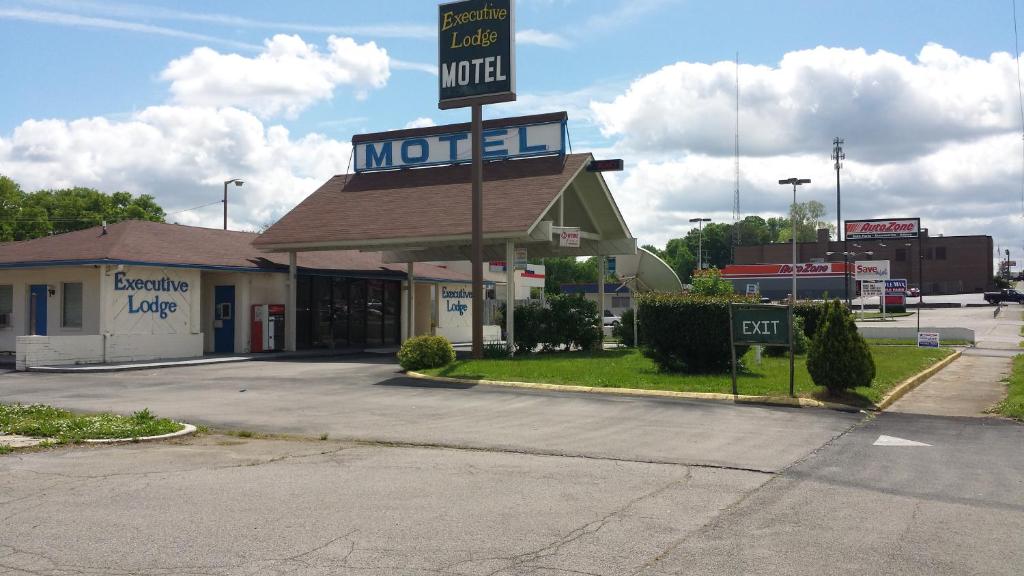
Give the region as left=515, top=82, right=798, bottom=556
left=514, top=247, right=528, bottom=270
left=917, top=332, right=940, bottom=348
left=855, top=260, right=891, bottom=281
left=861, top=281, right=884, bottom=297
left=558, top=228, right=581, bottom=248
left=745, top=283, right=759, bottom=296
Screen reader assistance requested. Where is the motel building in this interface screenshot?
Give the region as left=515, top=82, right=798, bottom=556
left=1, top=111, right=659, bottom=369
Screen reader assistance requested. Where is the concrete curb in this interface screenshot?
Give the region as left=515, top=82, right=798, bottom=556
left=83, top=423, right=197, bottom=444
left=404, top=371, right=864, bottom=413
left=875, top=349, right=962, bottom=411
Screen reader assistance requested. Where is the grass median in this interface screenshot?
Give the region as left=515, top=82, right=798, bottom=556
left=422, top=345, right=953, bottom=408
left=994, top=355, right=1024, bottom=421
left=0, top=404, right=183, bottom=443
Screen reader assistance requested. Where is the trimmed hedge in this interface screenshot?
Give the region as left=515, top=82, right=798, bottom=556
left=793, top=300, right=829, bottom=339
left=500, top=294, right=601, bottom=353
left=397, top=335, right=456, bottom=371
left=764, top=316, right=809, bottom=357
left=638, top=293, right=756, bottom=373
left=806, top=300, right=876, bottom=393
left=612, top=308, right=639, bottom=346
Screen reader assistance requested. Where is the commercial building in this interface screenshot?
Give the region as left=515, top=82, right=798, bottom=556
left=732, top=228, right=993, bottom=295
left=0, top=220, right=471, bottom=369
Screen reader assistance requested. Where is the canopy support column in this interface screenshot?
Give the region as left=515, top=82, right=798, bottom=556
left=407, top=262, right=415, bottom=340
left=506, top=240, right=515, bottom=356
left=286, top=251, right=297, bottom=352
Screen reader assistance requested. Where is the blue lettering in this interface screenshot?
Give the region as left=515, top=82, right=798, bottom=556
left=400, top=138, right=429, bottom=164
left=518, top=126, right=547, bottom=154
left=446, top=300, right=469, bottom=316
left=482, top=129, right=508, bottom=158
left=438, top=133, right=468, bottom=161
left=114, top=271, right=126, bottom=290
left=364, top=142, right=393, bottom=169
left=127, top=294, right=178, bottom=319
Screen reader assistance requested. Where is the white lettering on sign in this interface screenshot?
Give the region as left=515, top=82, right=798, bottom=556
left=742, top=320, right=781, bottom=335
left=441, top=56, right=507, bottom=88
left=846, top=218, right=920, bottom=239
left=354, top=120, right=563, bottom=172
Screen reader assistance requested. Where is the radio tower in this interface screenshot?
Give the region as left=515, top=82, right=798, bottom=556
left=731, top=53, right=741, bottom=262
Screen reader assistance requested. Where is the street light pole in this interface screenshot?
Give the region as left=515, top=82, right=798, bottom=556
left=689, top=217, right=712, bottom=271
left=779, top=178, right=810, bottom=398
left=223, top=178, right=244, bottom=230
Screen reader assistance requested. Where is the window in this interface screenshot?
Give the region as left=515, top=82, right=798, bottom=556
left=612, top=296, right=631, bottom=308
left=895, top=249, right=907, bottom=262
left=935, top=246, right=947, bottom=260
left=62, top=282, right=83, bottom=328
left=0, top=285, right=11, bottom=328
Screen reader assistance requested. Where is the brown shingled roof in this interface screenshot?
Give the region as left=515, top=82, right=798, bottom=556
left=253, top=153, right=590, bottom=250
left=0, top=220, right=470, bottom=282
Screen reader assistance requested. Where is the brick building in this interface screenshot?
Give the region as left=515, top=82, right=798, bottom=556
left=733, top=229, right=993, bottom=295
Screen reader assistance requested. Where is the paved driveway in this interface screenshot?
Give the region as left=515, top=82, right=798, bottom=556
left=0, top=356, right=861, bottom=473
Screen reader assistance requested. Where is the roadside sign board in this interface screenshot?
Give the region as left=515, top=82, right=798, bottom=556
left=730, top=304, right=790, bottom=346
left=438, top=0, right=516, bottom=109
left=854, top=260, right=890, bottom=281
left=845, top=217, right=920, bottom=240
left=861, top=281, right=884, bottom=297
left=606, top=256, right=616, bottom=274
left=514, top=247, right=527, bottom=270
left=558, top=227, right=580, bottom=248
left=917, top=332, right=940, bottom=347
left=745, top=283, right=759, bottom=296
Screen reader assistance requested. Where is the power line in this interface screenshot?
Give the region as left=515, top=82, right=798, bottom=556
left=167, top=200, right=222, bottom=216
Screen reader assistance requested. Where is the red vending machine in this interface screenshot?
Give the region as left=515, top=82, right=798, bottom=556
left=251, top=304, right=285, bottom=352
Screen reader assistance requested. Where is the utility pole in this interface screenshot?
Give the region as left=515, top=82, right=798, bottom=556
left=732, top=53, right=741, bottom=262
left=832, top=138, right=846, bottom=304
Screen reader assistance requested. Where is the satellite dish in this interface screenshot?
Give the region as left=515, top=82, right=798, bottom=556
left=611, top=247, right=683, bottom=293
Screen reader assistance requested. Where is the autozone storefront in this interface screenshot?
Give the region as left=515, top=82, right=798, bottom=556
left=721, top=263, right=854, bottom=300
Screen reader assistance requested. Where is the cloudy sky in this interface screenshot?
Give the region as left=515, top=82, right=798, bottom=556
left=1, top=0, right=1022, bottom=259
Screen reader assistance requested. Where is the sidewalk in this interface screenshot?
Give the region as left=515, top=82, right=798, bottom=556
left=887, top=354, right=1010, bottom=417
left=21, top=347, right=399, bottom=373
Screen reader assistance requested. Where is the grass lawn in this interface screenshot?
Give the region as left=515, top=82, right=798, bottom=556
left=994, top=355, right=1024, bottom=421
left=423, top=346, right=954, bottom=407
left=0, top=404, right=182, bottom=443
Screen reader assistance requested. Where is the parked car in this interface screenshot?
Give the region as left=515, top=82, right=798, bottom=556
left=983, top=289, right=1024, bottom=304
left=905, top=287, right=921, bottom=298
left=602, top=310, right=621, bottom=327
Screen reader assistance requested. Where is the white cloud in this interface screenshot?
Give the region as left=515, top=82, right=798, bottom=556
left=517, top=29, right=569, bottom=48
left=160, top=34, right=390, bottom=119
left=0, top=106, right=352, bottom=230
left=403, top=117, right=436, bottom=129
left=592, top=44, right=1021, bottom=163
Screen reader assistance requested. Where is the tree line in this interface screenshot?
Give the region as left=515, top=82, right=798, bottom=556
left=543, top=200, right=833, bottom=290
left=0, top=175, right=166, bottom=242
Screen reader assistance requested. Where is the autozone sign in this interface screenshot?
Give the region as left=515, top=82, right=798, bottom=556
left=845, top=218, right=920, bottom=239
left=854, top=260, right=890, bottom=281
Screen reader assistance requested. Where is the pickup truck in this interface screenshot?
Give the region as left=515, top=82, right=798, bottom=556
left=983, top=289, right=1024, bottom=304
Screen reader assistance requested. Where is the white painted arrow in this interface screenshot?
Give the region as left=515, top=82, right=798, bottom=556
left=873, top=435, right=932, bottom=447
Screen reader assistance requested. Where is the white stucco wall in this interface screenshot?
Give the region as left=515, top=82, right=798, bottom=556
left=201, top=271, right=287, bottom=353
left=1, top=266, right=102, bottom=353
left=434, top=282, right=500, bottom=343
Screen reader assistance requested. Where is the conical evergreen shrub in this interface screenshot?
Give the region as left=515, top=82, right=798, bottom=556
left=806, top=300, right=875, bottom=394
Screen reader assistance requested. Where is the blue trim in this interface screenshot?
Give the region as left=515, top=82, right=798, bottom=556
left=0, top=259, right=280, bottom=273
left=354, top=119, right=566, bottom=173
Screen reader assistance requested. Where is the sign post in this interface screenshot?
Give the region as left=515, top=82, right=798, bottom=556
left=730, top=304, right=792, bottom=396
left=438, top=0, right=516, bottom=358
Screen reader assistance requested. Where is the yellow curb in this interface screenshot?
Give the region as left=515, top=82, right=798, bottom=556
left=875, top=349, right=962, bottom=411
left=404, top=371, right=864, bottom=412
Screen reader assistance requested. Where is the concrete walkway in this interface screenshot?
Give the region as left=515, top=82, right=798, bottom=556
left=888, top=354, right=1010, bottom=417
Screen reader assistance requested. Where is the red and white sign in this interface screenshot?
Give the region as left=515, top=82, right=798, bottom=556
left=558, top=228, right=581, bottom=248
left=721, top=263, right=848, bottom=278
left=854, top=260, right=890, bottom=281
left=845, top=218, right=920, bottom=240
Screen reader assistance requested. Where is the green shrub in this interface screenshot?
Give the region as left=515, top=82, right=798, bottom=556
left=498, top=295, right=601, bottom=353
left=612, top=308, right=639, bottom=346
left=806, top=300, right=876, bottom=394
left=638, top=293, right=754, bottom=373
left=793, top=300, right=829, bottom=339
left=764, top=316, right=809, bottom=357
left=689, top=268, right=735, bottom=296
left=397, top=335, right=456, bottom=371
left=483, top=339, right=510, bottom=359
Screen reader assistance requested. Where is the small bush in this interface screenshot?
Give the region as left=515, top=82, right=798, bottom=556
left=612, top=308, right=639, bottom=346
left=764, top=316, right=809, bottom=357
left=793, top=300, right=829, bottom=339
left=483, top=339, right=510, bottom=359
left=638, top=293, right=755, bottom=373
left=689, top=268, right=735, bottom=296
left=546, top=294, right=602, bottom=351
left=397, top=335, right=456, bottom=371
left=806, top=300, right=876, bottom=394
